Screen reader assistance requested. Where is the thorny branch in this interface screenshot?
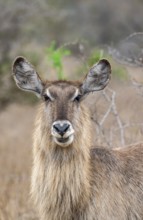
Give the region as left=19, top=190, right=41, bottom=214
left=93, top=86, right=143, bottom=147
left=93, top=88, right=125, bottom=147
left=103, top=88, right=125, bottom=146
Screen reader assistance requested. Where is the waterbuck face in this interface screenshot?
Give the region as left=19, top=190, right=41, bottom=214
left=42, top=82, right=83, bottom=147
left=12, top=56, right=111, bottom=147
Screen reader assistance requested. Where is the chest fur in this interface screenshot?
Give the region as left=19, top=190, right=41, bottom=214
left=31, top=151, right=91, bottom=219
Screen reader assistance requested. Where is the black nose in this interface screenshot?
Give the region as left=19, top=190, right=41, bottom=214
left=53, top=123, right=70, bottom=136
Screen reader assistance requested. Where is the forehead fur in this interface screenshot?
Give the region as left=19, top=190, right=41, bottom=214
left=45, top=80, right=81, bottom=88
left=43, top=80, right=82, bottom=98
left=45, top=80, right=81, bottom=93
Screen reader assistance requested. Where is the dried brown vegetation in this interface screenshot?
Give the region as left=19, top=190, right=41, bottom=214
left=0, top=104, right=37, bottom=220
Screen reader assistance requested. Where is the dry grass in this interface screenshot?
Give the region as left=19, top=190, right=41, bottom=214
left=0, top=79, right=143, bottom=220
left=0, top=104, right=38, bottom=220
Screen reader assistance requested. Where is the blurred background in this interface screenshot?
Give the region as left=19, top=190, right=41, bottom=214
left=1, top=0, right=143, bottom=219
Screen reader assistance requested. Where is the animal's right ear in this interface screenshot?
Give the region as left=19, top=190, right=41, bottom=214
left=12, top=57, right=44, bottom=97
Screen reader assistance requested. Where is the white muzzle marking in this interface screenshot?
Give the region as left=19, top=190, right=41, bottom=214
left=51, top=120, right=74, bottom=147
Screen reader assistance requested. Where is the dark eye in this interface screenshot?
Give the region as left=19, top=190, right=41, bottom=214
left=43, top=94, right=51, bottom=102
left=74, top=94, right=82, bottom=102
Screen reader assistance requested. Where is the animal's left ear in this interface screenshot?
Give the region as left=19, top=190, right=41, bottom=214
left=81, top=59, right=111, bottom=94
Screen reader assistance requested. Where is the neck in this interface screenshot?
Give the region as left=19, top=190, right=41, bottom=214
left=32, top=105, right=92, bottom=218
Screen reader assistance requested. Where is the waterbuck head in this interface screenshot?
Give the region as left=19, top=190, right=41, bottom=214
left=12, top=57, right=111, bottom=148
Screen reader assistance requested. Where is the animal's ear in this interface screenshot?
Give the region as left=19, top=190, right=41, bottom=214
left=81, top=59, right=111, bottom=94
left=12, top=57, right=44, bottom=96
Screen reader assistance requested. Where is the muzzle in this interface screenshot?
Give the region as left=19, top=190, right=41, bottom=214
left=51, top=120, right=74, bottom=147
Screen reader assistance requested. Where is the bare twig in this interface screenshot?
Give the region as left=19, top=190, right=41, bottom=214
left=101, top=88, right=125, bottom=146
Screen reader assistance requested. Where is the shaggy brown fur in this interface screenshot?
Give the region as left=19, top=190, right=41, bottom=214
left=12, top=57, right=143, bottom=220
left=31, top=100, right=143, bottom=220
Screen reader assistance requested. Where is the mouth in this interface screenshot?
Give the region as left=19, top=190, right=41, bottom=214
left=56, top=137, right=70, bottom=143
left=53, top=134, right=74, bottom=147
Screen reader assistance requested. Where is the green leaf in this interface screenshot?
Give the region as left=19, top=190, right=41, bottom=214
left=46, top=41, right=71, bottom=80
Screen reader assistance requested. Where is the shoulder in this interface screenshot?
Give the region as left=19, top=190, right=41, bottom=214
left=90, top=147, right=117, bottom=167
left=90, top=143, right=143, bottom=170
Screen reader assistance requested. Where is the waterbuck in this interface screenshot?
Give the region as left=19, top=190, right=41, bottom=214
left=12, top=57, right=143, bottom=220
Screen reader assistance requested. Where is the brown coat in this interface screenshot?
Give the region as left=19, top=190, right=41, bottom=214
left=12, top=57, right=143, bottom=220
